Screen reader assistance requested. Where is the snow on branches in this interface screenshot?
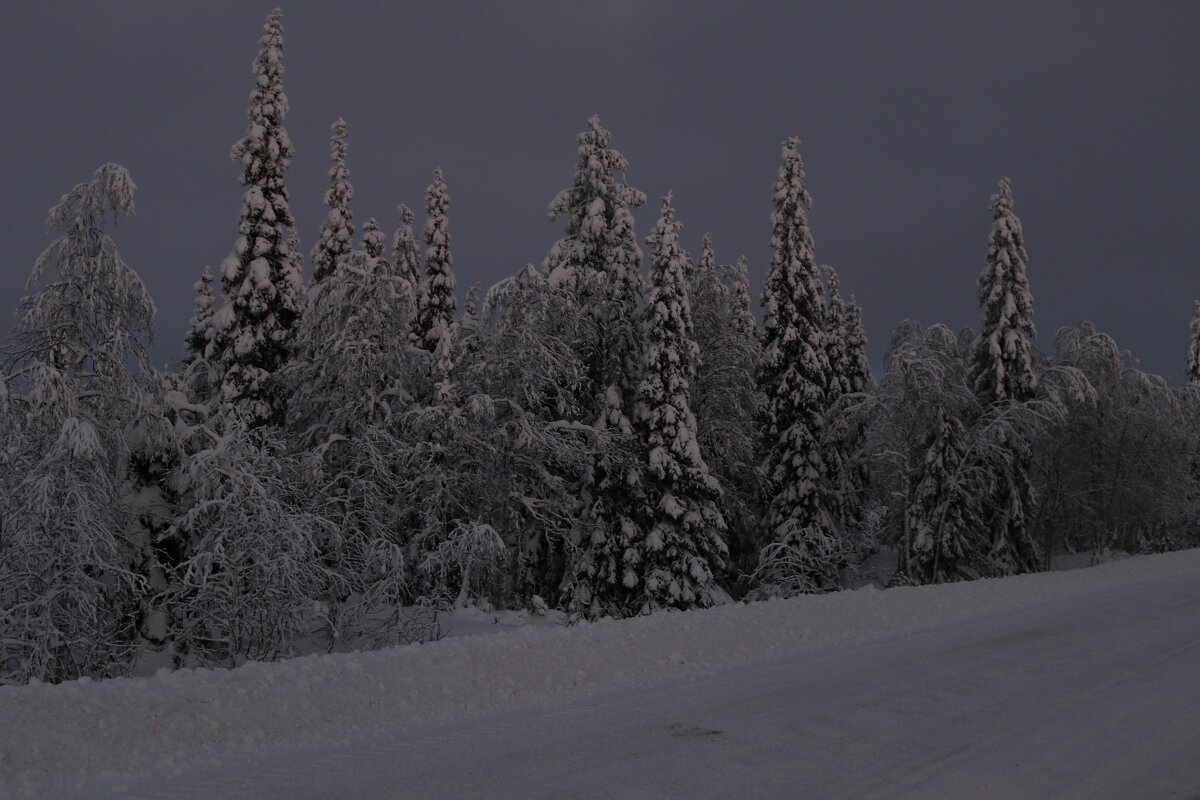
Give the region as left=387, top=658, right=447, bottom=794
left=757, top=138, right=839, bottom=594
left=631, top=194, right=729, bottom=613
left=311, top=118, right=355, bottom=286
left=416, top=169, right=456, bottom=352
left=214, top=7, right=304, bottom=428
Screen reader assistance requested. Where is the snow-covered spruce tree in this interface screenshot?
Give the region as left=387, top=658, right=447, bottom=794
left=731, top=255, right=758, bottom=343
left=462, top=266, right=595, bottom=604
left=864, top=322, right=984, bottom=583
left=821, top=266, right=852, bottom=399
left=310, top=118, right=354, bottom=286
left=362, top=217, right=386, bottom=259
left=630, top=195, right=729, bottom=613
left=690, top=232, right=716, bottom=297
left=867, top=320, right=1073, bottom=584
left=543, top=116, right=648, bottom=618
left=183, top=267, right=215, bottom=366
left=124, top=366, right=186, bottom=657
left=687, top=234, right=720, bottom=393
left=452, top=283, right=486, bottom=369
left=1187, top=301, right=1200, bottom=384
left=462, top=283, right=482, bottom=324
left=179, top=267, right=226, bottom=416
left=415, top=169, right=456, bottom=351
left=900, top=405, right=979, bottom=584
left=0, top=164, right=160, bottom=684
left=844, top=294, right=872, bottom=394
left=839, top=292, right=876, bottom=562
left=819, top=264, right=872, bottom=550
left=971, top=177, right=1040, bottom=575
left=392, top=204, right=423, bottom=301
left=972, top=177, right=1037, bottom=404
left=688, top=236, right=763, bottom=583
left=213, top=7, right=304, bottom=428
left=755, top=138, right=839, bottom=594
left=819, top=265, right=852, bottom=529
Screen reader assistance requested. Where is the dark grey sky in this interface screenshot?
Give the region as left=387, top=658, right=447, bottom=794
left=2, top=1, right=1197, bottom=378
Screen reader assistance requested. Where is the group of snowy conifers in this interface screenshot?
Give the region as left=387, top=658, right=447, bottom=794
left=3, top=9, right=1199, bottom=686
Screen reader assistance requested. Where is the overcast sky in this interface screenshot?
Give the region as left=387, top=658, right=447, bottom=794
left=2, top=1, right=1197, bottom=378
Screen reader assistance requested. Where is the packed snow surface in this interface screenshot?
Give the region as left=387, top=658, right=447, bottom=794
left=4, top=549, right=1200, bottom=799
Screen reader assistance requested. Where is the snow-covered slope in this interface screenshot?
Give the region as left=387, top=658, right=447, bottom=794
left=4, top=549, right=1200, bottom=799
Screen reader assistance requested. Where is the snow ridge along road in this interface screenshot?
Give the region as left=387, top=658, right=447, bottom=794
left=3, top=548, right=1199, bottom=799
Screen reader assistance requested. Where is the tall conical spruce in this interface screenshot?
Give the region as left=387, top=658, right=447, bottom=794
left=757, top=138, right=839, bottom=593
left=632, top=194, right=729, bottom=613
left=971, top=177, right=1040, bottom=575
left=184, top=266, right=215, bottom=365
left=311, top=118, right=354, bottom=286
left=972, top=177, right=1036, bottom=404
left=214, top=7, right=303, bottom=427
left=544, top=116, right=647, bottom=618
left=416, top=169, right=456, bottom=351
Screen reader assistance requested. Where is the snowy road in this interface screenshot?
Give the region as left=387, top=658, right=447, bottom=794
left=5, top=550, right=1200, bottom=799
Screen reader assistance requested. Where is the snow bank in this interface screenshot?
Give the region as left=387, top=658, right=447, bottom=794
left=3, top=548, right=1198, bottom=797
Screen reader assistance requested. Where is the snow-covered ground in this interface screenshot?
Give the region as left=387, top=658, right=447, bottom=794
left=4, top=548, right=1199, bottom=799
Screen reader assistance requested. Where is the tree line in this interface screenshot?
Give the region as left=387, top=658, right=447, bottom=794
left=3, top=8, right=1198, bottom=685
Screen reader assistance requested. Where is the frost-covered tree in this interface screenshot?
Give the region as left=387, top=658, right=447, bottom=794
left=178, top=269, right=221, bottom=412
left=970, top=178, right=1040, bottom=575
left=183, top=267, right=215, bottom=366
left=213, top=7, right=304, bottom=427
left=821, top=265, right=852, bottom=399
left=688, top=237, right=762, bottom=580
left=731, top=255, right=758, bottom=343
left=819, top=264, right=865, bottom=538
left=543, top=116, right=648, bottom=617
left=865, top=321, right=1065, bottom=583
left=972, top=177, right=1037, bottom=404
left=984, top=439, right=1039, bottom=576
left=462, top=283, right=481, bottom=323
left=0, top=164, right=157, bottom=684
left=865, top=322, right=982, bottom=583
left=632, top=195, right=729, bottom=613
left=841, top=291, right=875, bottom=553
left=362, top=217, right=386, bottom=259
left=543, top=118, right=646, bottom=396
left=1187, top=301, right=1200, bottom=385
left=311, top=118, right=354, bottom=286
left=460, top=266, right=595, bottom=604
left=756, top=138, right=839, bottom=594
left=165, top=420, right=338, bottom=667
left=309, top=117, right=350, bottom=283
left=1036, top=322, right=1200, bottom=560
left=691, top=232, right=716, bottom=296
left=289, top=250, right=417, bottom=446
left=415, top=169, right=456, bottom=351
left=286, top=238, right=419, bottom=645
left=844, top=294, right=872, bottom=394
left=900, top=406, right=980, bottom=584
left=392, top=204, right=422, bottom=297
left=391, top=332, right=511, bottom=607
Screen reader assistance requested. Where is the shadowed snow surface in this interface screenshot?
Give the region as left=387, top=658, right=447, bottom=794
left=3, top=549, right=1200, bottom=799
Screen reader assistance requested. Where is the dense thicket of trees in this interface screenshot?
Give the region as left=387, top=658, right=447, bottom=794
left=3, top=8, right=1199, bottom=686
